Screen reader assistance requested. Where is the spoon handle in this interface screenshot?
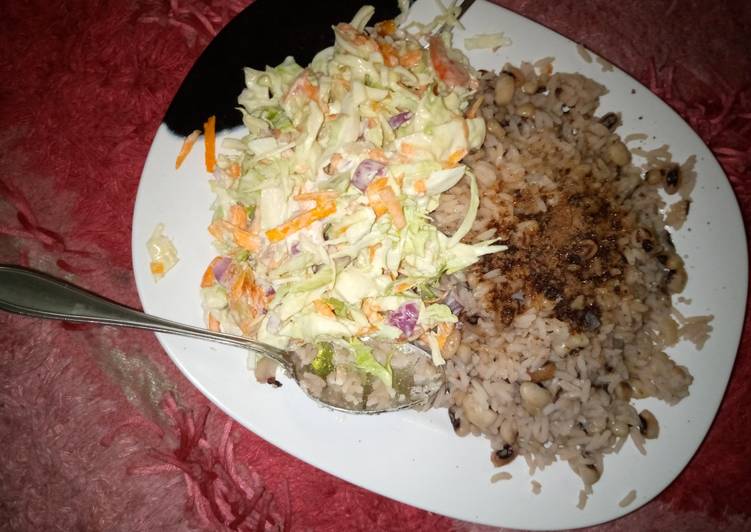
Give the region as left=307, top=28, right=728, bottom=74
left=0, top=265, right=291, bottom=368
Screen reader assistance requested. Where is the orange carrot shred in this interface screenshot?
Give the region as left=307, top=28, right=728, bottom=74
left=366, top=178, right=405, bottom=229
left=375, top=19, right=396, bottom=36
left=301, top=76, right=319, bottom=101
left=208, top=313, right=221, bottom=331
left=437, top=322, right=454, bottom=349
left=368, top=148, right=389, bottom=162
left=399, top=143, right=416, bottom=157
left=233, top=226, right=261, bottom=252
left=150, top=261, right=165, bottom=275
left=227, top=162, right=242, bottom=178
left=368, top=243, right=381, bottom=262
left=313, top=299, right=335, bottom=317
left=366, top=177, right=390, bottom=216
left=229, top=204, right=247, bottom=228
left=444, top=149, right=467, bottom=168
left=379, top=42, right=399, bottom=67
left=208, top=221, right=224, bottom=240
left=203, top=115, right=216, bottom=173
left=394, top=282, right=412, bottom=293
left=175, top=130, right=201, bottom=169
left=366, top=177, right=390, bottom=193
left=399, top=49, right=422, bottom=68
left=265, top=201, right=336, bottom=243
left=293, top=191, right=337, bottom=203
left=230, top=270, right=247, bottom=303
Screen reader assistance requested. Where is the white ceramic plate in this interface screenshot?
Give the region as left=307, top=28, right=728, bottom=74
left=131, top=1, right=747, bottom=528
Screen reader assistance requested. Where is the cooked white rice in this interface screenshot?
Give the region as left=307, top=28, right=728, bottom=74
left=432, top=62, right=712, bottom=490
left=619, top=489, right=637, bottom=507
left=490, top=471, right=513, bottom=483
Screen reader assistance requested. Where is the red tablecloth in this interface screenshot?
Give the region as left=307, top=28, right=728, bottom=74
left=1, top=1, right=749, bottom=530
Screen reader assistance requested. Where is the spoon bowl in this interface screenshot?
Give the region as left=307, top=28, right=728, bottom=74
left=0, top=265, right=444, bottom=413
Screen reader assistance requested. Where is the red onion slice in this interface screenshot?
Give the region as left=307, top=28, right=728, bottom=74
left=351, top=159, right=385, bottom=191
left=388, top=111, right=413, bottom=129
left=211, top=257, right=232, bottom=285
left=388, top=302, right=420, bottom=337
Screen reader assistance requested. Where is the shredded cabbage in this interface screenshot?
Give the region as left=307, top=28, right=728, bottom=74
left=463, top=33, right=512, bottom=51
left=351, top=338, right=393, bottom=388
left=147, top=223, right=178, bottom=281
left=200, top=5, right=507, bottom=384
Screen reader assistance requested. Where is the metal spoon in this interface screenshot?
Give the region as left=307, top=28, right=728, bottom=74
left=0, top=265, right=444, bottom=413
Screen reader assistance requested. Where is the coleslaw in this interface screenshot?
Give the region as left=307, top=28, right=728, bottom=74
left=199, top=5, right=505, bottom=383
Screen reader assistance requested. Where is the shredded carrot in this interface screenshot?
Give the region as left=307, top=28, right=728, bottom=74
left=313, top=299, right=335, bottom=317
left=227, top=162, right=242, bottom=178
left=200, top=267, right=215, bottom=288
left=354, top=33, right=376, bottom=48
left=334, top=224, right=351, bottom=237
left=378, top=42, right=399, bottom=67
left=233, top=226, right=261, bottom=252
left=230, top=270, right=248, bottom=303
left=201, top=257, right=222, bottom=288
left=362, top=298, right=382, bottom=324
left=356, top=325, right=379, bottom=336
left=437, top=322, right=455, bottom=349
left=366, top=177, right=405, bottom=229
left=293, top=191, right=337, bottom=206
left=226, top=268, right=266, bottom=327
left=203, top=115, right=216, bottom=173
left=414, top=179, right=427, bottom=194
left=265, top=201, right=336, bottom=242
left=399, top=143, right=416, bottom=157
left=208, top=313, right=221, bottom=331
left=428, top=35, right=470, bottom=88
left=366, top=177, right=390, bottom=217
left=229, top=204, right=247, bottom=228
left=368, top=243, right=381, bottom=262
left=175, top=130, right=201, bottom=170
left=382, top=189, right=406, bottom=229
left=150, top=261, right=165, bottom=275
left=238, top=318, right=255, bottom=336
left=399, top=49, right=422, bottom=68
left=208, top=220, right=226, bottom=240
left=367, top=194, right=394, bottom=223
left=444, top=149, right=467, bottom=168
left=367, top=177, right=390, bottom=194
left=368, top=148, right=389, bottom=163
left=375, top=19, right=396, bottom=36
left=393, top=281, right=412, bottom=293
left=246, top=279, right=266, bottom=308
left=300, top=76, right=319, bottom=101
left=286, top=72, right=326, bottom=111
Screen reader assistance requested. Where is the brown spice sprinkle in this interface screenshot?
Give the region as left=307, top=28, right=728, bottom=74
left=476, top=178, right=632, bottom=331
left=461, top=75, right=677, bottom=332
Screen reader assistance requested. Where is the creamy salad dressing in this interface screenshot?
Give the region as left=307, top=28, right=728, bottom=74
left=200, top=5, right=504, bottom=392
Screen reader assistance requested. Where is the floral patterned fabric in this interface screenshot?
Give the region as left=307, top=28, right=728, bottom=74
left=1, top=1, right=749, bottom=530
